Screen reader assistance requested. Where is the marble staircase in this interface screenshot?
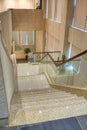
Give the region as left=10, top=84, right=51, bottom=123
left=10, top=87, right=87, bottom=127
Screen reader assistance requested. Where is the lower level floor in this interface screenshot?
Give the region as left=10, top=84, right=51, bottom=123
left=1, top=115, right=87, bottom=130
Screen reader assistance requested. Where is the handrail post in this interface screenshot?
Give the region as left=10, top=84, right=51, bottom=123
left=33, top=54, right=36, bottom=63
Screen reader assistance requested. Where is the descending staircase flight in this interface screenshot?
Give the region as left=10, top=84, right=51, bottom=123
left=10, top=86, right=87, bottom=126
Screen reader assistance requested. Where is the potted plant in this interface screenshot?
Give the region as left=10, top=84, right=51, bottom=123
left=62, top=53, right=66, bottom=61
left=36, top=2, right=41, bottom=9
left=59, top=53, right=66, bottom=73
left=24, top=48, right=31, bottom=60
left=36, top=5, right=41, bottom=9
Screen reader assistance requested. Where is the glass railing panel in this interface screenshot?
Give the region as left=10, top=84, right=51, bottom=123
left=70, top=58, right=81, bottom=73
left=33, top=53, right=45, bottom=62
left=54, top=57, right=83, bottom=86
left=62, top=59, right=81, bottom=73
left=33, top=53, right=46, bottom=62
left=77, top=54, right=87, bottom=88
left=39, top=55, right=49, bottom=73
left=39, top=55, right=59, bottom=84
left=55, top=53, right=87, bottom=88
left=49, top=52, right=61, bottom=61
left=39, top=54, right=85, bottom=87
left=56, top=62, right=75, bottom=86
left=38, top=50, right=87, bottom=89
left=33, top=51, right=61, bottom=63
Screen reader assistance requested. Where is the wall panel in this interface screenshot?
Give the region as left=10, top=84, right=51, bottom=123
left=36, top=31, right=43, bottom=52
left=12, top=9, right=44, bottom=31
left=45, top=19, right=61, bottom=40
left=0, top=36, right=16, bottom=112
left=0, top=10, right=12, bottom=54
left=48, top=0, right=55, bottom=19
left=45, top=19, right=61, bottom=51
left=68, top=27, right=87, bottom=52
left=0, top=0, right=35, bottom=13
left=75, top=0, right=87, bottom=30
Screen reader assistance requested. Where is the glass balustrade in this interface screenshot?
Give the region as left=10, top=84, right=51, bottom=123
left=48, top=52, right=61, bottom=61
left=33, top=53, right=46, bottom=62
left=33, top=51, right=61, bottom=63
left=39, top=52, right=87, bottom=89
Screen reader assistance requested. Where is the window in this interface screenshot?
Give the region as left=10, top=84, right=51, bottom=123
left=72, top=0, right=77, bottom=26
left=54, top=0, right=62, bottom=22
left=12, top=31, right=34, bottom=45
left=54, top=0, right=58, bottom=20
left=45, top=32, right=48, bottom=51
left=46, top=0, right=62, bottom=22
left=74, top=0, right=87, bottom=30
left=45, top=0, right=48, bottom=18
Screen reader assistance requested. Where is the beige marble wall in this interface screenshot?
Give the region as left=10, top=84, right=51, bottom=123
left=75, top=0, right=87, bottom=30
left=0, top=57, right=8, bottom=118
left=45, top=0, right=69, bottom=54
left=36, top=31, right=43, bottom=52
left=0, top=0, right=35, bottom=13
left=45, top=20, right=61, bottom=40
left=0, top=10, right=12, bottom=54
left=12, top=9, right=44, bottom=31
left=45, top=20, right=61, bottom=51
left=6, top=0, right=34, bottom=9
left=0, top=34, right=16, bottom=112
left=0, top=0, right=7, bottom=13
left=68, top=27, right=87, bottom=52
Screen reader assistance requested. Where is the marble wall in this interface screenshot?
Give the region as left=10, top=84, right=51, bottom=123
left=0, top=33, right=16, bottom=111
left=0, top=57, right=8, bottom=118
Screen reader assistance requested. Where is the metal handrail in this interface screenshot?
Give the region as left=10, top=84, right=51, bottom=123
left=57, top=50, right=87, bottom=66
left=36, top=50, right=87, bottom=67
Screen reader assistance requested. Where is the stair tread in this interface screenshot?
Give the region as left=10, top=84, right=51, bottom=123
left=11, top=97, right=86, bottom=110
left=14, top=88, right=65, bottom=95
left=10, top=101, right=87, bottom=127
left=13, top=91, right=71, bottom=98
left=12, top=92, right=78, bottom=104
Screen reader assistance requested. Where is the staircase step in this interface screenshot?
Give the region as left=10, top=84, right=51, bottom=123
left=10, top=101, right=87, bottom=126
left=13, top=90, right=70, bottom=98
left=11, top=97, right=86, bottom=110
left=14, top=88, right=64, bottom=96
left=12, top=91, right=77, bottom=104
